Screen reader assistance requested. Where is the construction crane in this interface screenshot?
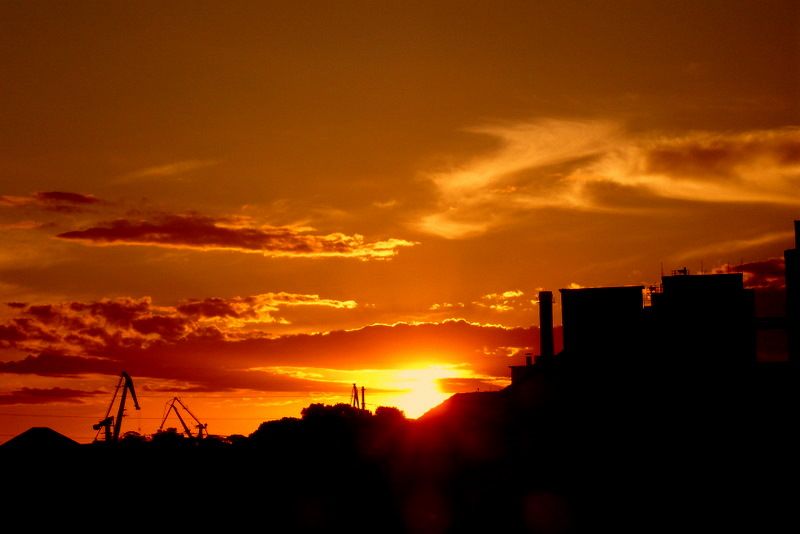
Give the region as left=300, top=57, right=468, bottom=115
left=93, top=371, right=140, bottom=443
left=157, top=397, right=208, bottom=439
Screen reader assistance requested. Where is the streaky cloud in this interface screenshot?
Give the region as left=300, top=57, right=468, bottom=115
left=417, top=120, right=800, bottom=239
left=56, top=213, right=416, bottom=260
left=0, top=386, right=102, bottom=405
left=0, top=191, right=101, bottom=213
left=116, top=159, right=220, bottom=183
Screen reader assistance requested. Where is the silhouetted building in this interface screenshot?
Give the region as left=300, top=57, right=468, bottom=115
left=560, top=286, right=644, bottom=361
left=509, top=221, right=797, bottom=380
left=786, top=220, right=800, bottom=364
left=650, top=272, right=756, bottom=366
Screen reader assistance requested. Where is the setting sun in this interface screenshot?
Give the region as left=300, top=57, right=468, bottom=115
left=372, top=365, right=473, bottom=418
left=263, top=362, right=486, bottom=419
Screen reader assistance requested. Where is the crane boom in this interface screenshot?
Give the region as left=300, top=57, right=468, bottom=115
left=93, top=371, right=141, bottom=443
left=172, top=404, right=193, bottom=437
left=174, top=397, right=208, bottom=438
left=158, top=397, right=208, bottom=439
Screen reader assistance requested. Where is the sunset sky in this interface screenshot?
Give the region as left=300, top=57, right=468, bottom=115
left=1, top=1, right=798, bottom=442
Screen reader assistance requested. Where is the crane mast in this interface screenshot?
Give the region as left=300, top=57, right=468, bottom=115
left=158, top=397, right=208, bottom=439
left=93, top=371, right=140, bottom=443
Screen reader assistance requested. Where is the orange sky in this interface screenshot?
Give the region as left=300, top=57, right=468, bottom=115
left=1, top=1, right=799, bottom=442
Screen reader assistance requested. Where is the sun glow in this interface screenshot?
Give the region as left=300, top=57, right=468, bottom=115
left=266, top=363, right=475, bottom=419
left=381, top=365, right=464, bottom=418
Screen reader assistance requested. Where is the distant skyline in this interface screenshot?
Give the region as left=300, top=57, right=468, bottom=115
left=1, top=1, right=798, bottom=441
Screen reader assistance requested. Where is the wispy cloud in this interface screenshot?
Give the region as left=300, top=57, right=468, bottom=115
left=176, top=293, right=357, bottom=326
left=373, top=199, right=398, bottom=209
left=115, top=159, right=220, bottom=183
left=672, top=230, right=794, bottom=261
left=473, top=290, right=533, bottom=312
left=0, top=387, right=102, bottom=405
left=428, top=302, right=465, bottom=311
left=56, top=213, right=416, bottom=260
left=0, top=220, right=48, bottom=230
left=428, top=290, right=539, bottom=314
left=417, top=120, right=800, bottom=238
left=0, top=191, right=101, bottom=213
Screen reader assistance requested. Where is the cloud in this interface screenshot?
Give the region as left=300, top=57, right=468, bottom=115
left=0, top=353, right=119, bottom=376
left=0, top=191, right=101, bottom=213
left=116, top=159, right=220, bottom=183
left=473, top=290, right=535, bottom=312
left=56, top=214, right=416, bottom=260
left=33, top=192, right=100, bottom=205
left=176, top=293, right=357, bottom=325
left=0, top=293, right=359, bottom=356
left=713, top=258, right=785, bottom=289
left=0, top=386, right=102, bottom=405
left=0, top=294, right=544, bottom=392
left=0, top=220, right=49, bottom=230
left=429, top=302, right=465, bottom=311
left=427, top=290, right=542, bottom=316
left=672, top=231, right=794, bottom=262
left=0, top=353, right=350, bottom=394
left=643, top=132, right=800, bottom=179
left=417, top=120, right=800, bottom=238
left=594, top=128, right=800, bottom=205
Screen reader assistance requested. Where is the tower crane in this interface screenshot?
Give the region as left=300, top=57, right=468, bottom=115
left=93, top=371, right=140, bottom=443
left=157, top=397, right=208, bottom=439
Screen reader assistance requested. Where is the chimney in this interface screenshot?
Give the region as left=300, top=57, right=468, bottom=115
left=795, top=220, right=800, bottom=249
left=787, top=221, right=800, bottom=364
left=539, top=291, right=554, bottom=358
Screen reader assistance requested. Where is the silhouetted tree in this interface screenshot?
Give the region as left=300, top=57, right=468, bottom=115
left=150, top=427, right=187, bottom=449
left=375, top=405, right=406, bottom=422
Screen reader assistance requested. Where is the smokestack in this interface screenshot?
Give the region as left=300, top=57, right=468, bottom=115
left=787, top=221, right=800, bottom=364
left=795, top=220, right=800, bottom=249
left=539, top=291, right=554, bottom=358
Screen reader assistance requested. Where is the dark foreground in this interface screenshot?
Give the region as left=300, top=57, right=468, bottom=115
left=3, top=361, right=799, bottom=532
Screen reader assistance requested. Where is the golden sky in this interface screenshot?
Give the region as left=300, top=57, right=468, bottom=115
left=1, top=1, right=798, bottom=441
